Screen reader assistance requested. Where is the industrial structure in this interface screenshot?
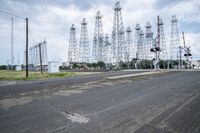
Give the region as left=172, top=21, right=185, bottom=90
left=93, top=11, right=104, bottom=63
left=79, top=18, right=90, bottom=63
left=126, top=27, right=134, bottom=61
left=158, top=18, right=167, bottom=60
left=68, top=24, right=78, bottom=63
left=28, top=40, right=48, bottom=69
left=66, top=1, right=192, bottom=69
left=145, top=22, right=154, bottom=60
left=170, top=15, right=181, bottom=65
left=111, top=1, right=126, bottom=65
left=135, top=24, right=142, bottom=60
left=102, top=34, right=111, bottom=63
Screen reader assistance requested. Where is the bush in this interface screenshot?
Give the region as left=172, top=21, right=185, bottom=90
left=0, top=65, right=6, bottom=70
left=97, top=61, right=105, bottom=69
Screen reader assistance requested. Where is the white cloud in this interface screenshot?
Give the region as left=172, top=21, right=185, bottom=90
left=0, top=0, right=200, bottom=65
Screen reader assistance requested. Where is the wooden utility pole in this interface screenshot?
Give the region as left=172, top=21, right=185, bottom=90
left=26, top=18, right=29, bottom=78
left=11, top=18, right=14, bottom=70
left=39, top=43, right=43, bottom=74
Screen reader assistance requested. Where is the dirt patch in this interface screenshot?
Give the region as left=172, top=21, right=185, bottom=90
left=0, top=96, right=33, bottom=109
left=54, top=90, right=85, bottom=96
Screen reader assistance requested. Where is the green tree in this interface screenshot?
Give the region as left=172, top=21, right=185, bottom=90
left=92, top=63, right=98, bottom=68
left=97, top=61, right=105, bottom=70
left=72, top=63, right=78, bottom=68
left=0, top=65, right=6, bottom=70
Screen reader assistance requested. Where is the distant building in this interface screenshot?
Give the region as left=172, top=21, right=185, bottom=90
left=191, top=60, right=200, bottom=69
left=48, top=61, right=59, bottom=73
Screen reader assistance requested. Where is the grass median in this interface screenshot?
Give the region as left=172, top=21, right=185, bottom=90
left=0, top=70, right=80, bottom=81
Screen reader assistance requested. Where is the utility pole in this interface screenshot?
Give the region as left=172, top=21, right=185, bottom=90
left=39, top=43, right=43, bottom=74
left=25, top=18, right=29, bottom=78
left=179, top=46, right=182, bottom=69
left=11, top=18, right=14, bottom=70
left=182, top=32, right=192, bottom=68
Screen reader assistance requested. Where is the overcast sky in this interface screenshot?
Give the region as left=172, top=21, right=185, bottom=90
left=0, top=0, right=200, bottom=65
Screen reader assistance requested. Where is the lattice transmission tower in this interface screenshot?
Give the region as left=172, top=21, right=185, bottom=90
left=135, top=24, right=141, bottom=60
left=68, top=24, right=78, bottom=63
left=79, top=18, right=90, bottom=63
left=102, top=34, right=111, bottom=63
left=93, top=11, right=104, bottom=63
left=170, top=15, right=180, bottom=62
left=145, top=22, right=154, bottom=60
left=111, top=1, right=126, bottom=65
left=158, top=18, right=167, bottom=60
left=139, top=30, right=145, bottom=60
left=126, top=27, right=134, bottom=61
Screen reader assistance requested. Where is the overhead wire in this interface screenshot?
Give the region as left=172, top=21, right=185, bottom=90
left=0, top=9, right=25, bottom=19
left=0, top=9, right=38, bottom=48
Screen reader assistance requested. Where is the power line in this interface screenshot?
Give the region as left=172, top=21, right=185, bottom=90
left=0, top=9, right=39, bottom=48
left=28, top=26, right=36, bottom=45
left=0, top=9, right=24, bottom=19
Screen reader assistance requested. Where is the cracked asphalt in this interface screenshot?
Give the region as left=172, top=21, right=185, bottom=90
left=0, top=71, right=200, bottom=133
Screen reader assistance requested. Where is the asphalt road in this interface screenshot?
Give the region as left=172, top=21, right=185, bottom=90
left=0, top=70, right=147, bottom=99
left=0, top=71, right=200, bottom=133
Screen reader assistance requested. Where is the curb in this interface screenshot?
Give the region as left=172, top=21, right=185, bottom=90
left=106, top=70, right=169, bottom=80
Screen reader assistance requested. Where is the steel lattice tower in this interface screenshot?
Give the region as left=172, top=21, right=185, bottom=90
left=145, top=22, right=154, bottom=60
left=126, top=27, right=134, bottom=61
left=79, top=18, right=90, bottom=63
left=159, top=19, right=167, bottom=60
left=139, top=30, right=145, bottom=60
left=68, top=24, right=78, bottom=63
left=170, top=15, right=180, bottom=61
left=111, top=1, right=126, bottom=64
left=135, top=24, right=141, bottom=59
left=102, top=34, right=111, bottom=63
left=93, top=11, right=104, bottom=63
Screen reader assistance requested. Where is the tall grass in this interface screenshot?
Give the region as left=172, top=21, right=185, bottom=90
left=0, top=70, right=79, bottom=80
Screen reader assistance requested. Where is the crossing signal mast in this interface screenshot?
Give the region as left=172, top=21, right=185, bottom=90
left=150, top=15, right=162, bottom=69
left=182, top=32, right=192, bottom=68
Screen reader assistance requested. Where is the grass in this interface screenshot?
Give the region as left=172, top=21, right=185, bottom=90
left=0, top=70, right=80, bottom=81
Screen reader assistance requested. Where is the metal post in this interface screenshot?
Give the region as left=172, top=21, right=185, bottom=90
left=39, top=43, right=43, bottom=74
left=179, top=46, right=182, bottom=69
left=25, top=18, right=29, bottom=78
